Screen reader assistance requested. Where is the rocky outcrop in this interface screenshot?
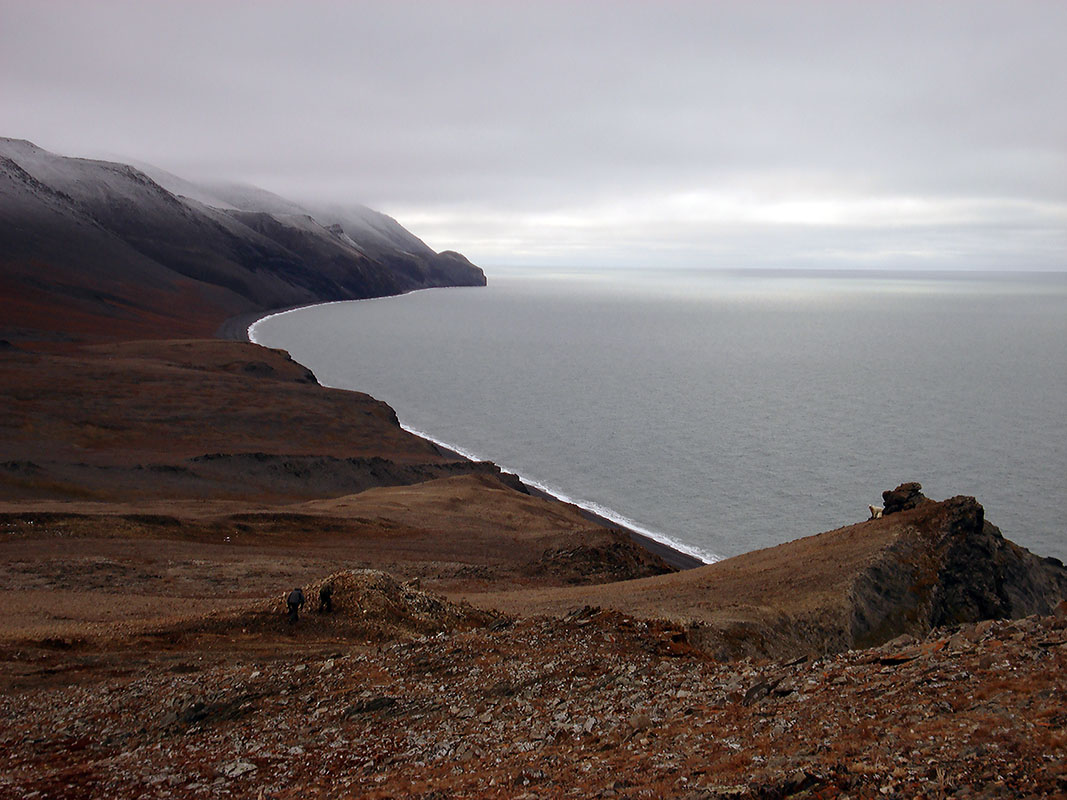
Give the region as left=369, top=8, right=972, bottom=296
left=849, top=492, right=1067, bottom=649
left=548, top=483, right=1067, bottom=662
left=881, top=481, right=929, bottom=514
left=531, top=538, right=676, bottom=584
left=211, top=569, right=500, bottom=642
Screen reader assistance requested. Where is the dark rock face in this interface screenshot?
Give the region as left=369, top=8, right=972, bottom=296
left=881, top=481, right=929, bottom=515
left=850, top=494, right=1067, bottom=649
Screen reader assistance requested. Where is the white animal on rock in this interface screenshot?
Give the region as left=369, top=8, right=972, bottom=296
left=868, top=505, right=884, bottom=520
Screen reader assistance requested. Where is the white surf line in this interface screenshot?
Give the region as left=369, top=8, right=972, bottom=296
left=248, top=298, right=360, bottom=344
left=249, top=298, right=721, bottom=566
left=400, top=422, right=720, bottom=565
left=247, top=287, right=451, bottom=344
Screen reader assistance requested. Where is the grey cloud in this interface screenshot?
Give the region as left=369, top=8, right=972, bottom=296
left=1, top=0, right=1064, bottom=269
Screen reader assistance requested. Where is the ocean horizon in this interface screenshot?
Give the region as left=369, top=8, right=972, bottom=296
left=250, top=266, right=1067, bottom=564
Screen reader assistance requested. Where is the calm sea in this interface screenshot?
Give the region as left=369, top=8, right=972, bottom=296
left=250, top=268, right=1067, bottom=564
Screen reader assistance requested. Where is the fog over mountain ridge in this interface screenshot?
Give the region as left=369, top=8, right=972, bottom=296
left=0, top=137, right=485, bottom=342
left=4, top=1, right=1064, bottom=270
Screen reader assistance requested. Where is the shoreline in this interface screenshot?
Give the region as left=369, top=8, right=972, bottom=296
left=225, top=303, right=709, bottom=571
left=217, top=303, right=324, bottom=342
left=406, top=425, right=707, bottom=571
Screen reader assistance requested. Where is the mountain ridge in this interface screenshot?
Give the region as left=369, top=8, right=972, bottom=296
left=0, top=137, right=485, bottom=342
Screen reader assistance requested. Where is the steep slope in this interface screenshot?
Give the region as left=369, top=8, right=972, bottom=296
left=142, top=165, right=487, bottom=292
left=224, top=210, right=406, bottom=299
left=0, top=150, right=242, bottom=340
left=0, top=137, right=484, bottom=342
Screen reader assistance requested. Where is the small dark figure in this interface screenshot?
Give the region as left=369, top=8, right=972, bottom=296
left=286, top=587, right=305, bottom=623
left=318, top=583, right=334, bottom=613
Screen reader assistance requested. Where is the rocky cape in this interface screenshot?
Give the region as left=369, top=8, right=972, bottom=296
left=1, top=139, right=1066, bottom=798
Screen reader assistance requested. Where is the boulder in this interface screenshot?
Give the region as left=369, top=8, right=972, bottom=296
left=881, top=482, right=929, bottom=515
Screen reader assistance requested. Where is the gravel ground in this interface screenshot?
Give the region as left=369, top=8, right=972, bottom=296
left=2, top=606, right=1065, bottom=799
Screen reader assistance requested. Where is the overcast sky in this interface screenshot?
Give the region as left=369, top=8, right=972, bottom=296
left=2, top=1, right=1064, bottom=270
